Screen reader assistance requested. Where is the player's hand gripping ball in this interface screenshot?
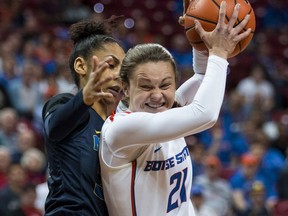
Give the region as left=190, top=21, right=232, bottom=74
left=183, top=0, right=256, bottom=58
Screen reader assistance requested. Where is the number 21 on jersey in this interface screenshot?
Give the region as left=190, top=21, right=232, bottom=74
left=167, top=167, right=188, bottom=212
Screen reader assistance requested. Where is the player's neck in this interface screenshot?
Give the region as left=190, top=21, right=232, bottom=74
left=92, top=102, right=117, bottom=120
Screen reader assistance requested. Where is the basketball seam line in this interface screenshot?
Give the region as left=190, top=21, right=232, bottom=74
left=185, top=14, right=217, bottom=29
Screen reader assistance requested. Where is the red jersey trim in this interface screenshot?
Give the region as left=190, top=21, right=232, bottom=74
left=131, top=160, right=137, bottom=216
left=109, top=111, right=131, bottom=122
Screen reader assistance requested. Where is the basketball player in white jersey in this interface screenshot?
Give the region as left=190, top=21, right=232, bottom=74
left=99, top=2, right=252, bottom=216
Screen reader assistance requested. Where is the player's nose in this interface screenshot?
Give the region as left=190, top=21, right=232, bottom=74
left=150, top=88, right=163, bottom=101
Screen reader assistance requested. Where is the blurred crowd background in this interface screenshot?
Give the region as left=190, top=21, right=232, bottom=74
left=0, top=0, right=287, bottom=215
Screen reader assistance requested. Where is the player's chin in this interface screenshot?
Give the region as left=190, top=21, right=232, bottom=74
left=107, top=88, right=122, bottom=101
left=103, top=95, right=120, bottom=105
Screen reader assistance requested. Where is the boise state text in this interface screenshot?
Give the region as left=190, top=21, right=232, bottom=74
left=144, top=146, right=190, bottom=171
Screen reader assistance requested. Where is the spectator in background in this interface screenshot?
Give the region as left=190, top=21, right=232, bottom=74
left=220, top=90, right=250, bottom=172
left=56, top=64, right=76, bottom=94
left=276, top=149, right=288, bottom=200
left=0, top=108, right=19, bottom=154
left=229, top=153, right=275, bottom=215
left=0, top=84, right=11, bottom=109
left=0, top=36, right=20, bottom=104
left=249, top=131, right=285, bottom=208
left=9, top=183, right=42, bottom=216
left=0, top=56, right=18, bottom=89
left=253, top=41, right=277, bottom=86
left=0, top=36, right=23, bottom=86
left=33, top=32, right=54, bottom=67
left=12, top=128, right=37, bottom=163
left=15, top=39, right=38, bottom=73
left=190, top=185, right=217, bottom=216
left=1, top=0, right=25, bottom=30
left=61, top=0, right=92, bottom=24
left=7, top=60, right=42, bottom=120
left=236, top=63, right=275, bottom=115
left=241, top=109, right=270, bottom=146
left=0, top=146, right=12, bottom=189
left=273, top=60, right=288, bottom=109
left=194, top=155, right=232, bottom=216
left=222, top=89, right=246, bottom=122
left=186, top=136, right=206, bottom=181
left=243, top=181, right=270, bottom=216
left=0, top=164, right=27, bottom=216
left=20, top=147, right=46, bottom=185
left=196, top=118, right=248, bottom=171
left=274, top=150, right=288, bottom=216
left=271, top=116, right=288, bottom=157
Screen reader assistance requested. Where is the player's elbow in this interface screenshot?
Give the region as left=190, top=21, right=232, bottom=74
left=202, top=109, right=219, bottom=128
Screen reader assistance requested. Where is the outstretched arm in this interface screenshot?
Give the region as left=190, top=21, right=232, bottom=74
left=105, top=1, right=251, bottom=149
left=177, top=1, right=251, bottom=105
left=44, top=56, right=116, bottom=141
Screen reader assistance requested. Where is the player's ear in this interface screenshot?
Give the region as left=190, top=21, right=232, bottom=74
left=74, top=57, right=87, bottom=76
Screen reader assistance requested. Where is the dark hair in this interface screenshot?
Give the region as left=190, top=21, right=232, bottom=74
left=68, top=15, right=124, bottom=88
left=120, top=43, right=178, bottom=84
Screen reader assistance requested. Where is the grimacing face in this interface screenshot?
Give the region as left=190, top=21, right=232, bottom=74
left=92, top=43, right=125, bottom=105
left=126, top=61, right=176, bottom=113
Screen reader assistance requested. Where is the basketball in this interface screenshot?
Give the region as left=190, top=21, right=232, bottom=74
left=184, top=0, right=256, bottom=58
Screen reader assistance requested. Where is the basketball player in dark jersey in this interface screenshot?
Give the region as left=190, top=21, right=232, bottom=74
left=42, top=16, right=125, bottom=216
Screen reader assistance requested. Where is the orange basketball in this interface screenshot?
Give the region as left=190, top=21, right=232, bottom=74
left=184, top=0, right=256, bottom=58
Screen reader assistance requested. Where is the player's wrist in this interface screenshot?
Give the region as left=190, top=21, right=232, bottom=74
left=208, top=47, right=229, bottom=59
left=82, top=89, right=94, bottom=106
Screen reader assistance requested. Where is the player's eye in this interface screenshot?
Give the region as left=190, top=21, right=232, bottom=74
left=108, top=64, right=115, bottom=69
left=140, top=85, right=152, bottom=91
left=160, top=83, right=171, bottom=90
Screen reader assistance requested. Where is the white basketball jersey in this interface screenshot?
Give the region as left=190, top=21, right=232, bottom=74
left=100, top=126, right=195, bottom=216
left=100, top=55, right=228, bottom=216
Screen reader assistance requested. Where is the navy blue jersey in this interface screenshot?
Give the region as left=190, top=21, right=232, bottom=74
left=43, top=91, right=109, bottom=216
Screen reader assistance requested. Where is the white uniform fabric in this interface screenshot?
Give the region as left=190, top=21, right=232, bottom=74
left=100, top=55, right=228, bottom=216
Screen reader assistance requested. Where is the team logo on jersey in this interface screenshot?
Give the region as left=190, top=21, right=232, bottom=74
left=144, top=146, right=190, bottom=171
left=154, top=146, right=162, bottom=153
left=93, top=130, right=101, bottom=151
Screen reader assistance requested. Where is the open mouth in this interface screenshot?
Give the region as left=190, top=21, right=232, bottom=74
left=107, top=85, right=122, bottom=98
left=145, top=102, right=165, bottom=109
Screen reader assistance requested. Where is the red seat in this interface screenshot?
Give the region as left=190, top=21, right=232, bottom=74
left=273, top=200, right=288, bottom=216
